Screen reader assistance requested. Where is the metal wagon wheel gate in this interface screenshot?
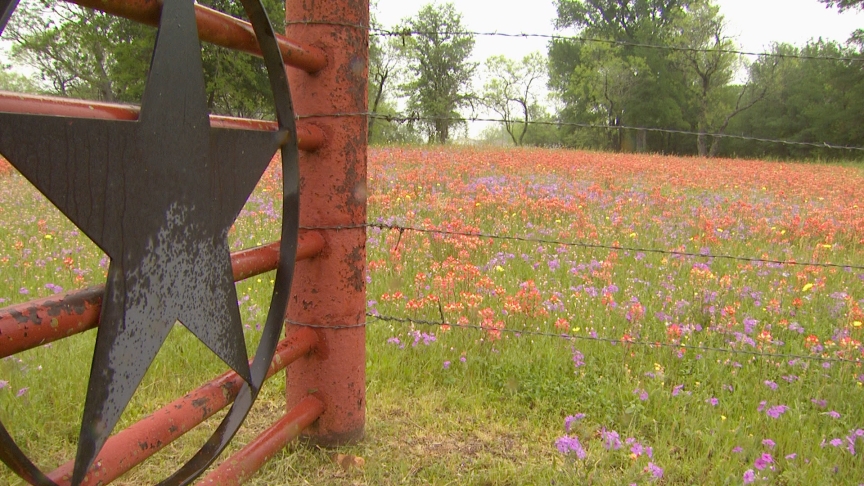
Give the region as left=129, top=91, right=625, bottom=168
left=0, top=0, right=367, bottom=484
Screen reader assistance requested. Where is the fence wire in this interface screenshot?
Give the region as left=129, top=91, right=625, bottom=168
left=298, top=112, right=864, bottom=152
left=281, top=313, right=862, bottom=365
left=301, top=223, right=864, bottom=272
left=370, top=27, right=864, bottom=63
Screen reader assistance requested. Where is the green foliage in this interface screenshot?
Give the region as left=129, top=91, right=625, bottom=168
left=669, top=0, right=748, bottom=156
left=480, top=52, right=547, bottom=146
left=722, top=41, right=864, bottom=160
left=368, top=10, right=406, bottom=143
left=550, top=0, right=694, bottom=153
left=549, top=0, right=864, bottom=159
left=397, top=2, right=476, bottom=144
left=0, top=68, right=41, bottom=93
left=4, top=1, right=153, bottom=102
left=369, top=100, right=425, bottom=145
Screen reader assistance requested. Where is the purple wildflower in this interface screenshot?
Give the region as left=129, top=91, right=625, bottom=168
left=635, top=388, right=649, bottom=401
left=785, top=453, right=797, bottom=460
left=829, top=438, right=843, bottom=447
left=16, top=387, right=27, bottom=398
left=754, top=452, right=774, bottom=470
left=572, top=349, right=585, bottom=368
left=564, top=413, right=585, bottom=432
left=645, top=462, right=663, bottom=479
left=766, top=405, right=788, bottom=418
left=827, top=411, right=841, bottom=419
left=600, top=428, right=622, bottom=450
left=672, top=384, right=684, bottom=396
left=743, top=469, right=755, bottom=483
left=764, top=380, right=778, bottom=390
left=732, top=446, right=743, bottom=453
left=443, top=361, right=451, bottom=369
left=706, top=397, right=718, bottom=406
left=555, top=435, right=587, bottom=459
left=0, top=380, right=8, bottom=390
left=762, top=439, right=775, bottom=449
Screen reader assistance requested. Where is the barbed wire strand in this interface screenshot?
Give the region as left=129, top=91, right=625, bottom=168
left=371, top=28, right=864, bottom=63
left=296, top=112, right=864, bottom=152
left=282, top=312, right=862, bottom=364
left=300, top=223, right=864, bottom=271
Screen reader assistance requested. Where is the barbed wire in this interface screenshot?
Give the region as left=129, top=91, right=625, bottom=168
left=368, top=313, right=861, bottom=364
left=371, top=28, right=864, bottom=63
left=280, top=313, right=861, bottom=364
left=300, top=223, right=864, bottom=271
left=297, top=112, right=864, bottom=152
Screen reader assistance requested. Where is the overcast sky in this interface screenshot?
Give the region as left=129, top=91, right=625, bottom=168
left=373, top=0, right=864, bottom=63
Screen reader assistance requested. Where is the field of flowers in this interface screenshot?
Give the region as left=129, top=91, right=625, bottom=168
left=2, top=147, right=864, bottom=484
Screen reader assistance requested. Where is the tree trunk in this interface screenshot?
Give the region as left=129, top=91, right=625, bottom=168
left=635, top=129, right=647, bottom=152
left=697, top=132, right=708, bottom=157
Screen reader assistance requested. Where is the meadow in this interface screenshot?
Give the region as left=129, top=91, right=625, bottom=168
left=1, top=147, right=864, bottom=485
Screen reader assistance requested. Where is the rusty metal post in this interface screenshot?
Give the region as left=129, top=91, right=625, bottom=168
left=284, top=0, right=368, bottom=445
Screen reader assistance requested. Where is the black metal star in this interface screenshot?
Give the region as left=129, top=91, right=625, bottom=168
left=0, top=0, right=287, bottom=483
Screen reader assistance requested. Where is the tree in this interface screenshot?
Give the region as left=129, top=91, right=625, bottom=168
left=4, top=0, right=285, bottom=118
left=723, top=41, right=864, bottom=160
left=397, top=3, right=476, bottom=144
left=554, top=0, right=690, bottom=41
left=5, top=1, right=153, bottom=102
left=480, top=52, right=547, bottom=146
left=669, top=0, right=765, bottom=156
left=550, top=0, right=694, bottom=152
left=368, top=12, right=402, bottom=138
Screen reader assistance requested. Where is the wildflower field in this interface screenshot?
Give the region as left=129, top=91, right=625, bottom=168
left=2, top=147, right=864, bottom=484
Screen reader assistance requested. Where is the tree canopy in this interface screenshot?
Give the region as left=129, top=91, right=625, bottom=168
left=396, top=2, right=476, bottom=144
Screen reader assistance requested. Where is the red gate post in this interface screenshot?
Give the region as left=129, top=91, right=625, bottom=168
left=284, top=0, right=368, bottom=445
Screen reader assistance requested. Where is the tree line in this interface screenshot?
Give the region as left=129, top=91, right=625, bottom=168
left=1, top=0, right=862, bottom=160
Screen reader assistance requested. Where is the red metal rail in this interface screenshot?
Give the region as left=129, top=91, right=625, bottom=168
left=0, top=232, right=325, bottom=358
left=0, top=92, right=326, bottom=152
left=67, top=0, right=327, bottom=73
left=196, top=395, right=326, bottom=486
left=46, top=327, right=320, bottom=486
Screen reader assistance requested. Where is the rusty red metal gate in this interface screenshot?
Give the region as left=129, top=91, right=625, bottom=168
left=0, top=0, right=367, bottom=484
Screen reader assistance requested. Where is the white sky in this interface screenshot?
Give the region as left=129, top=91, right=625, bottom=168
left=373, top=0, right=864, bottom=63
